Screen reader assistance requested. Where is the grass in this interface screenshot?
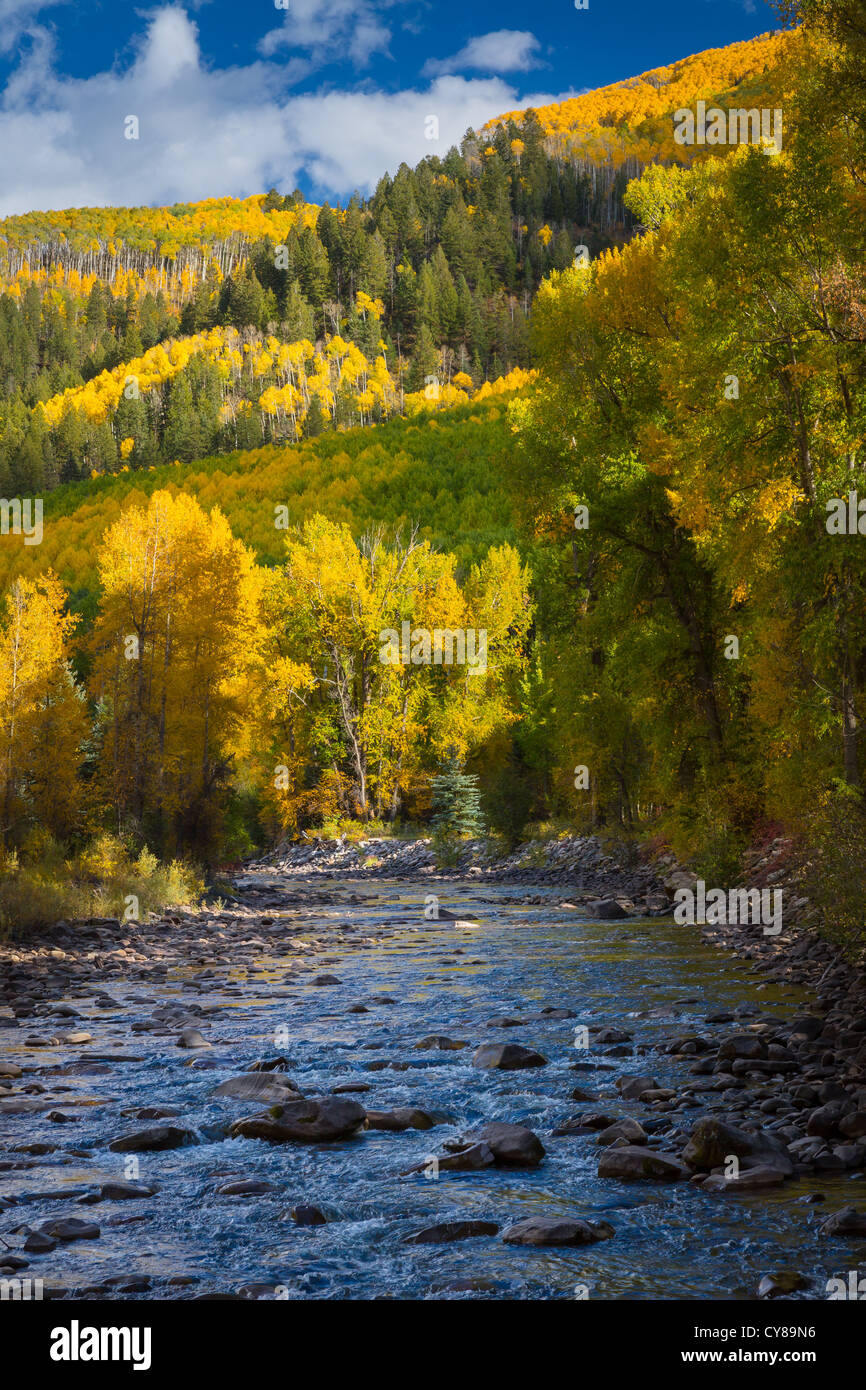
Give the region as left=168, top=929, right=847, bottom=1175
left=0, top=833, right=203, bottom=938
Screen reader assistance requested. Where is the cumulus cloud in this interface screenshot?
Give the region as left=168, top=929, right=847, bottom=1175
left=0, top=6, right=566, bottom=215
left=422, top=30, right=543, bottom=79
left=0, top=0, right=67, bottom=52
left=259, top=0, right=404, bottom=68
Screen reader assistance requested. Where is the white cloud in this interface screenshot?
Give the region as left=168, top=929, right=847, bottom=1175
left=423, top=30, right=542, bottom=79
left=0, top=0, right=67, bottom=53
left=132, top=6, right=200, bottom=89
left=259, top=0, right=401, bottom=68
left=0, top=6, right=566, bottom=216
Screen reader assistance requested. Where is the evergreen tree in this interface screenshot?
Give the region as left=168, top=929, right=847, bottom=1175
left=430, top=750, right=486, bottom=843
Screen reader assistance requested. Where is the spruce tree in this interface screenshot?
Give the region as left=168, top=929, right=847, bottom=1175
left=430, top=750, right=486, bottom=845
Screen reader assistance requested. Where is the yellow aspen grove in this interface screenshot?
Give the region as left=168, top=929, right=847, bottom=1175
left=0, top=574, right=86, bottom=847
left=89, top=489, right=265, bottom=856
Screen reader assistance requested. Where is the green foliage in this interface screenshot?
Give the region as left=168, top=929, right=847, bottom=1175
left=802, top=783, right=866, bottom=960
left=430, top=751, right=486, bottom=862
left=0, top=833, right=202, bottom=937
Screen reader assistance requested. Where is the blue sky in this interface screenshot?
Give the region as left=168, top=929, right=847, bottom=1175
left=0, top=0, right=781, bottom=216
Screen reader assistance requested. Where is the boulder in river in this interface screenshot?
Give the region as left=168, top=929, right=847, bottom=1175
left=701, top=1166, right=789, bottom=1191
left=806, top=1102, right=850, bottom=1139
left=819, top=1205, right=866, bottom=1237
left=212, top=1073, right=302, bottom=1104
left=596, top=1118, right=647, bottom=1147
left=109, top=1125, right=199, bottom=1152
left=502, top=1216, right=615, bottom=1246
left=365, top=1107, right=435, bottom=1131
left=216, top=1179, right=278, bottom=1196
left=681, top=1118, right=793, bottom=1175
left=415, top=1035, right=469, bottom=1050
left=616, top=1075, right=659, bottom=1101
left=39, top=1217, right=100, bottom=1242
left=291, top=1205, right=327, bottom=1226
left=758, top=1271, right=810, bottom=1298
left=229, top=1096, right=366, bottom=1143
left=839, top=1111, right=866, bottom=1140
left=717, top=1034, right=767, bottom=1062
left=466, top=1121, right=545, bottom=1167
left=587, top=900, right=631, bottom=920
left=404, top=1220, right=499, bottom=1244
left=598, top=1146, right=690, bottom=1181
left=472, top=1043, right=547, bottom=1070
left=98, top=1182, right=156, bottom=1201
left=177, top=1028, right=211, bottom=1049
left=405, top=1141, right=495, bottom=1174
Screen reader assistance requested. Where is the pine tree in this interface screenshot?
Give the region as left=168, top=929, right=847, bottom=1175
left=430, top=750, right=486, bottom=843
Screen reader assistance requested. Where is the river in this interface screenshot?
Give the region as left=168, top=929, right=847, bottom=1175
left=1, top=876, right=864, bottom=1300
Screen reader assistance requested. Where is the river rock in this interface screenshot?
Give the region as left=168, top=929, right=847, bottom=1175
left=365, top=1107, right=435, bottom=1131
left=789, top=1015, right=824, bottom=1040
left=596, top=1118, right=647, bottom=1147
left=806, top=1102, right=850, bottom=1139
left=681, top=1118, right=793, bottom=1175
left=23, top=1231, right=56, bottom=1252
left=229, top=1096, right=366, bottom=1143
left=216, top=1179, right=278, bottom=1196
left=472, top=1043, right=547, bottom=1070
left=820, top=1205, right=866, bottom=1236
left=109, top=1126, right=199, bottom=1152
left=587, top=900, right=630, bottom=920
left=212, top=1073, right=302, bottom=1104
left=466, top=1121, right=545, bottom=1167
left=40, top=1217, right=100, bottom=1241
left=839, top=1112, right=866, bottom=1140
left=702, top=1165, right=789, bottom=1191
left=596, top=1027, right=632, bottom=1044
left=98, top=1182, right=156, bottom=1200
left=291, top=1205, right=327, bottom=1225
left=404, top=1220, right=499, bottom=1244
left=414, top=1141, right=496, bottom=1173
left=598, top=1146, right=690, bottom=1181
left=415, top=1035, right=469, bottom=1050
left=502, top=1215, right=615, bottom=1246
left=718, top=1034, right=767, bottom=1062
left=616, top=1075, right=659, bottom=1100
left=758, top=1271, right=810, bottom=1298
left=177, top=1028, right=211, bottom=1049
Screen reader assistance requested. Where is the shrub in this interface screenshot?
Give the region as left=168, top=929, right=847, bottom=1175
left=0, top=834, right=203, bottom=938
left=802, top=782, right=866, bottom=961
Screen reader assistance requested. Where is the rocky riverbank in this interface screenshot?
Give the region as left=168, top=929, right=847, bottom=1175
left=1, top=855, right=865, bottom=1300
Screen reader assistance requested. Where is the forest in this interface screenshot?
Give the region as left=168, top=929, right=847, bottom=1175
left=1, top=0, right=865, bottom=939
left=0, top=31, right=790, bottom=495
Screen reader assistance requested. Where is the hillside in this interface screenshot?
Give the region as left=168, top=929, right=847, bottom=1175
left=0, top=32, right=792, bottom=499
left=0, top=391, right=522, bottom=608
left=491, top=30, right=794, bottom=155
left=7, top=11, right=865, bottom=886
